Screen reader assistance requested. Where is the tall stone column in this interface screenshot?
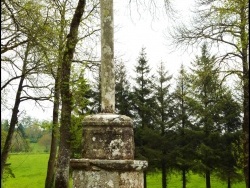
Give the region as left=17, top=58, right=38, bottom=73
left=70, top=0, right=147, bottom=187
left=100, top=0, right=115, bottom=113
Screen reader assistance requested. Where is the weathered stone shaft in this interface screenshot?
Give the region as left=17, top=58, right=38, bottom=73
left=101, top=0, right=115, bottom=112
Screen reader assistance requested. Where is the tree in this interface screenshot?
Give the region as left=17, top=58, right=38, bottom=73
left=38, top=133, right=52, bottom=152
left=55, top=0, right=86, bottom=187
left=132, top=48, right=155, bottom=129
left=132, top=48, right=156, bottom=187
left=188, top=44, right=229, bottom=188
left=152, top=61, right=173, bottom=188
left=170, top=1, right=249, bottom=186
left=1, top=0, right=54, bottom=179
left=172, top=64, right=197, bottom=188
left=215, top=91, right=243, bottom=188
left=115, top=60, right=133, bottom=117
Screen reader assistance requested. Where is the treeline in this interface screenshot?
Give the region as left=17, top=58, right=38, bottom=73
left=1, top=117, right=52, bottom=153
left=114, top=46, right=243, bottom=188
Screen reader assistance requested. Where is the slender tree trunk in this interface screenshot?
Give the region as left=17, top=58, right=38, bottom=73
left=45, top=4, right=65, bottom=187
left=242, top=54, right=249, bottom=188
left=205, top=170, right=211, bottom=188
left=55, top=1, right=86, bottom=187
left=45, top=66, right=60, bottom=188
left=227, top=176, right=231, bottom=188
left=144, top=171, right=147, bottom=188
left=162, top=159, right=167, bottom=188
left=239, top=2, right=249, bottom=187
left=1, top=42, right=29, bottom=180
left=182, top=169, right=186, bottom=188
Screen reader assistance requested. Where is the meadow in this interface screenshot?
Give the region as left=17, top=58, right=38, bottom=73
left=3, top=152, right=245, bottom=188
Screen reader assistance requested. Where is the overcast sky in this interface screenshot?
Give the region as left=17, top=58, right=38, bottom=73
left=2, top=0, right=197, bottom=121
left=114, top=0, right=196, bottom=76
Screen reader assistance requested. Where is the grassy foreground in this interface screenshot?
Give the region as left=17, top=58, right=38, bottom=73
left=3, top=153, right=245, bottom=188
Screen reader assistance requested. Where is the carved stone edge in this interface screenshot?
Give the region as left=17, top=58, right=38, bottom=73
left=83, top=113, right=133, bottom=127
left=70, top=159, right=148, bottom=171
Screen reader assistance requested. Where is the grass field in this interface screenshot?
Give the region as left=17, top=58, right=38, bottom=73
left=3, top=153, right=245, bottom=188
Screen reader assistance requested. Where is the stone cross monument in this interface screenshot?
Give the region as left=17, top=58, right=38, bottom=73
left=70, top=0, right=148, bottom=187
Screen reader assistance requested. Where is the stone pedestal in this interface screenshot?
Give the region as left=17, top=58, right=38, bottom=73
left=70, top=114, right=148, bottom=188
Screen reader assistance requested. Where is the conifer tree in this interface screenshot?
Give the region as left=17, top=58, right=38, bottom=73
left=132, top=48, right=155, bottom=187
left=215, top=90, right=243, bottom=188
left=189, top=43, right=226, bottom=188
left=132, top=48, right=155, bottom=129
left=172, top=64, right=197, bottom=188
left=152, top=62, right=173, bottom=188
left=115, top=60, right=133, bottom=117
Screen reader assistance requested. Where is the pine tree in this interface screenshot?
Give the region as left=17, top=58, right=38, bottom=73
left=132, top=48, right=155, bottom=129
left=115, top=60, right=133, bottom=117
left=132, top=48, right=156, bottom=187
left=188, top=43, right=226, bottom=188
left=152, top=62, right=174, bottom=188
left=215, top=90, right=243, bottom=188
left=172, top=64, right=197, bottom=188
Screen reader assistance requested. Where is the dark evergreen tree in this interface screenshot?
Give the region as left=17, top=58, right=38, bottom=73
left=172, top=64, right=197, bottom=188
left=188, top=43, right=226, bottom=188
left=132, top=47, right=155, bottom=129
left=115, top=60, right=133, bottom=117
left=152, top=62, right=174, bottom=188
left=70, top=72, right=91, bottom=158
left=87, top=65, right=101, bottom=113
left=215, top=90, right=243, bottom=188
left=131, top=47, right=156, bottom=188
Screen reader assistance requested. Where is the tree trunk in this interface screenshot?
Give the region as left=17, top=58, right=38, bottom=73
left=162, top=159, right=167, bottom=188
left=45, top=4, right=65, bottom=186
left=205, top=170, right=211, bottom=188
left=144, top=171, right=147, bottom=188
left=239, top=2, right=249, bottom=187
left=227, top=176, right=231, bottom=188
left=1, top=42, right=29, bottom=180
left=54, top=1, right=86, bottom=187
left=182, top=169, right=186, bottom=188
left=45, top=66, right=60, bottom=188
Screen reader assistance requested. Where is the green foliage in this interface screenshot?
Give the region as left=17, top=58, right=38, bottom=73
left=1, top=129, right=7, bottom=151
left=10, top=131, right=31, bottom=153
left=2, top=163, right=15, bottom=183
left=115, top=60, right=133, bottom=117
left=71, top=70, right=91, bottom=116
left=38, top=133, right=52, bottom=152
left=70, top=115, right=84, bottom=158
left=132, top=48, right=155, bottom=128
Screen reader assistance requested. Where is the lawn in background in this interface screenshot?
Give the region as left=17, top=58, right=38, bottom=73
left=3, top=153, right=49, bottom=188
left=4, top=153, right=245, bottom=188
left=147, top=171, right=245, bottom=188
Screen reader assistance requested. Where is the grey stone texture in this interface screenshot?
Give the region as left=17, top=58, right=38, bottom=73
left=70, top=114, right=148, bottom=188
left=81, top=114, right=134, bottom=160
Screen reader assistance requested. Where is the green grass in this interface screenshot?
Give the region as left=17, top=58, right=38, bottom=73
left=147, top=171, right=245, bottom=188
left=3, top=153, right=49, bottom=188
left=29, top=143, right=47, bottom=153
left=3, top=153, right=246, bottom=188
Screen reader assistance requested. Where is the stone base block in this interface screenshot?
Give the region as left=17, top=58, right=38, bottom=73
left=70, top=159, right=148, bottom=188
left=82, top=114, right=135, bottom=160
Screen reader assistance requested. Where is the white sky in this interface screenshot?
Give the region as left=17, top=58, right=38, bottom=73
left=1, top=0, right=197, bottom=122
left=114, top=0, right=196, bottom=75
